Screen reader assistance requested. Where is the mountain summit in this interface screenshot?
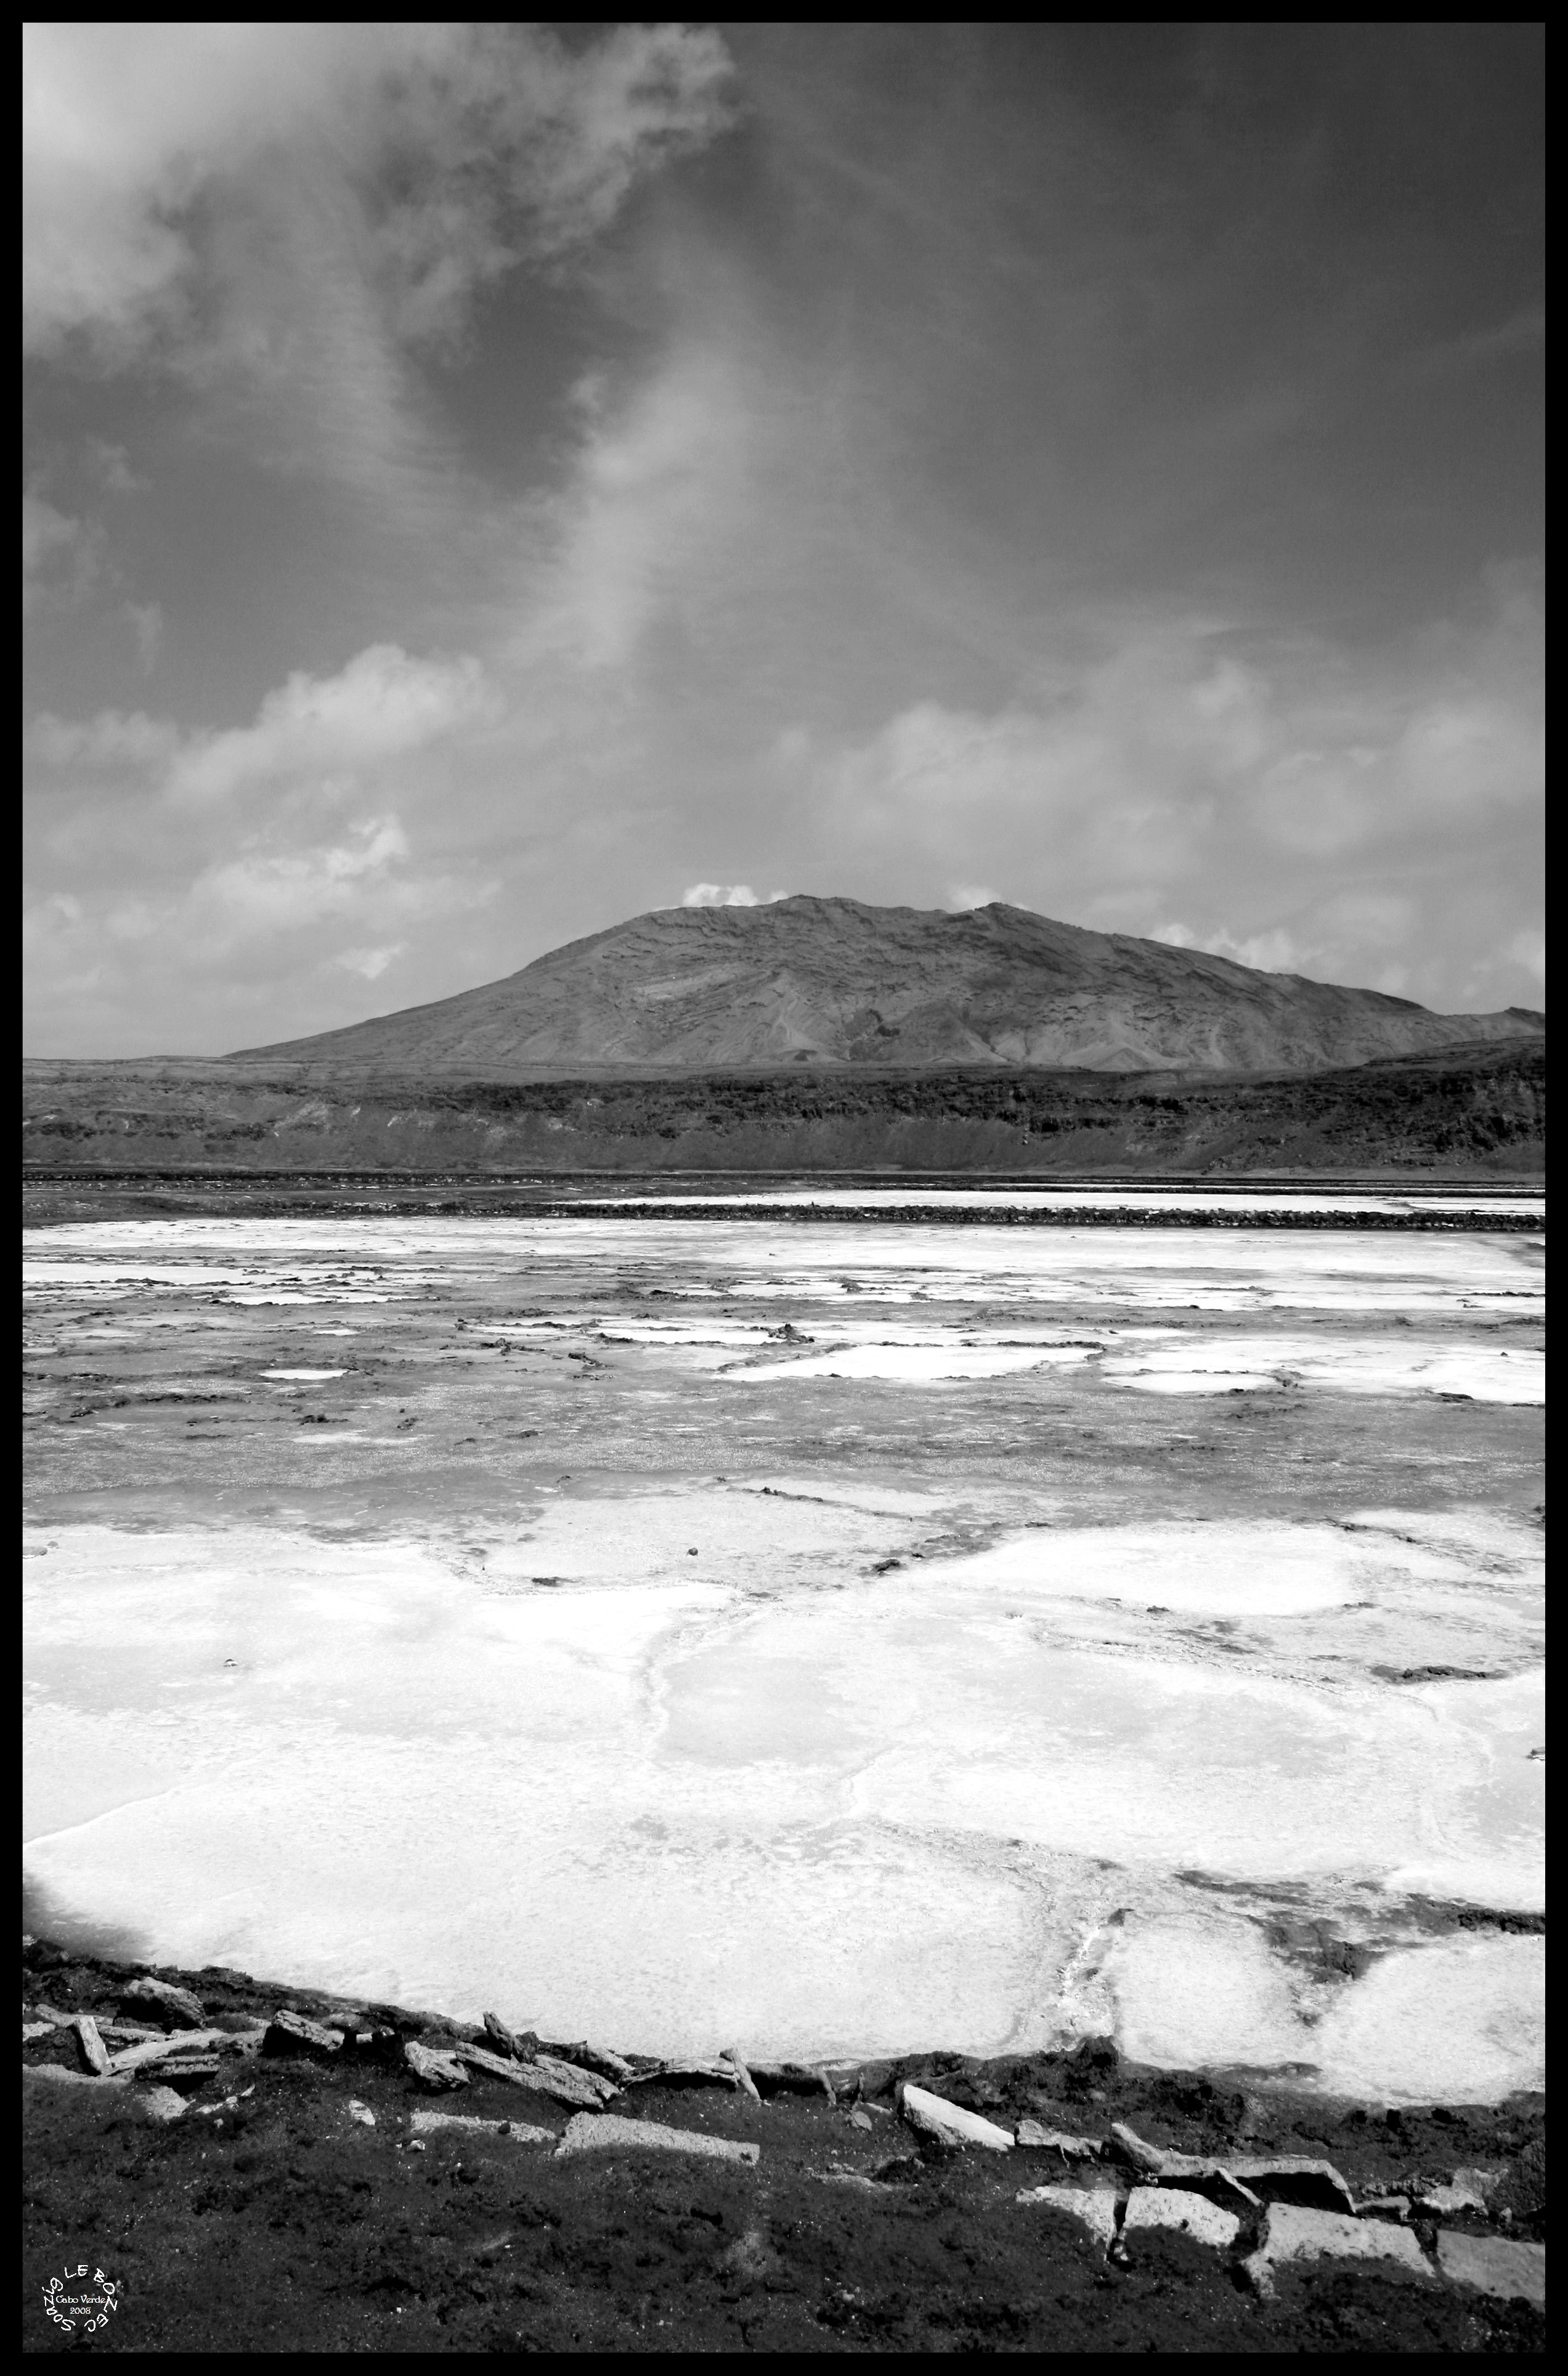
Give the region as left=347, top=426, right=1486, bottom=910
left=235, top=897, right=1543, bottom=1075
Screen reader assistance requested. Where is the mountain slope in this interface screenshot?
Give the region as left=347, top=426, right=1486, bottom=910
left=234, top=897, right=1544, bottom=1075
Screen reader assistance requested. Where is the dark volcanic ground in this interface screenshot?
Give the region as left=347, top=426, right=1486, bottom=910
left=22, top=1940, right=1546, bottom=2355
left=22, top=1038, right=1546, bottom=1178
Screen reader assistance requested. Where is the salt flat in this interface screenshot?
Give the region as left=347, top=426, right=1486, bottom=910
left=23, top=1205, right=1543, bottom=2099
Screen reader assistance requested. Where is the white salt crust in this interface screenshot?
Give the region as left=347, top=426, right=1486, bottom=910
left=25, top=1507, right=1543, bottom=2097
left=22, top=1216, right=1543, bottom=2096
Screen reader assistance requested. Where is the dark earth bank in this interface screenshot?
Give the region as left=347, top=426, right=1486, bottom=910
left=20, top=1039, right=1545, bottom=1178
left=24, top=1939, right=1545, bottom=2354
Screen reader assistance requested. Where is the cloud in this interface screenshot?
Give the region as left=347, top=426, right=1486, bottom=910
left=196, top=816, right=412, bottom=934
left=125, top=601, right=163, bottom=674
left=682, top=882, right=761, bottom=906
left=25, top=639, right=508, bottom=1051
left=23, top=488, right=100, bottom=612
left=334, top=943, right=407, bottom=982
left=775, top=579, right=1542, bottom=1012
left=530, top=346, right=755, bottom=669
left=34, top=643, right=499, bottom=805
left=23, top=23, right=735, bottom=453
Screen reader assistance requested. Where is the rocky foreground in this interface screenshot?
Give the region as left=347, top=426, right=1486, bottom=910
left=23, top=1937, right=1544, bottom=2353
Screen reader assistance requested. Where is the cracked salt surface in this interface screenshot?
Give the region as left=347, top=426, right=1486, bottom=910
left=22, top=1214, right=1544, bottom=2101
left=24, top=1500, right=1542, bottom=2097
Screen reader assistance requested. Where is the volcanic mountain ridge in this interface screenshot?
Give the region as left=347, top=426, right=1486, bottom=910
left=235, top=897, right=1543, bottom=1077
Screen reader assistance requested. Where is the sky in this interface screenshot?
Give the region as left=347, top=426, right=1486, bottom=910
left=24, top=22, right=1544, bottom=1057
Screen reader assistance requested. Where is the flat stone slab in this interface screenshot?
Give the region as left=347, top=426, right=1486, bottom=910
left=453, top=2043, right=617, bottom=2107
left=554, top=2112, right=760, bottom=2166
left=262, top=2010, right=343, bottom=2061
left=404, top=2041, right=469, bottom=2091
left=1435, top=2232, right=1545, bottom=2307
left=628, top=2059, right=740, bottom=2092
left=1015, top=2184, right=1119, bottom=2252
left=106, top=2030, right=225, bottom=2077
left=410, top=2109, right=554, bottom=2145
left=72, top=2014, right=111, bottom=2075
left=1123, top=2186, right=1241, bottom=2251
left=1110, top=2121, right=1352, bottom=2213
left=120, top=1975, right=206, bottom=2029
left=901, top=2084, right=1014, bottom=2152
left=1245, top=2203, right=1433, bottom=2295
left=1015, top=2120, right=1102, bottom=2158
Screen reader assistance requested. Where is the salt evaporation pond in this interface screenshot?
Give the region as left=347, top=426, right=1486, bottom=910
left=22, top=1200, right=1544, bottom=2101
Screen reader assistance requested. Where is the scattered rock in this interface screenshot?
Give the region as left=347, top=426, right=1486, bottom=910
left=1413, top=2170, right=1502, bottom=2216
left=1123, top=2186, right=1241, bottom=2251
left=1228, top=2156, right=1360, bottom=2215
left=554, top=2112, right=760, bottom=2166
left=1015, top=2184, right=1119, bottom=2252
left=139, top=2086, right=188, bottom=2125
left=404, top=2041, right=469, bottom=2091
left=482, top=2011, right=521, bottom=2057
left=1015, top=2120, right=1102, bottom=2158
left=120, top=1975, right=206, bottom=2030
left=627, top=2058, right=739, bottom=2093
left=262, top=2010, right=343, bottom=2061
left=1243, top=2203, right=1434, bottom=2297
left=847, top=2109, right=874, bottom=2132
left=152, top=2057, right=221, bottom=2088
left=346, top=2099, right=376, bottom=2128
left=72, top=2014, right=111, bottom=2076
left=721, top=2047, right=762, bottom=2102
left=553, top=2041, right=634, bottom=2085
left=192, top=2087, right=256, bottom=2118
left=453, top=2043, right=617, bottom=2107
left=22, top=2022, right=53, bottom=2044
left=410, top=2109, right=554, bottom=2144
left=900, top=2083, right=1014, bottom=2153
left=748, top=2061, right=837, bottom=2101
left=106, top=2030, right=224, bottom=2077
left=1110, top=2121, right=1352, bottom=2213
left=1434, top=2231, right=1546, bottom=2306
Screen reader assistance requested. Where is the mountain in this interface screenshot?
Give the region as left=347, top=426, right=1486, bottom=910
left=233, top=897, right=1543, bottom=1076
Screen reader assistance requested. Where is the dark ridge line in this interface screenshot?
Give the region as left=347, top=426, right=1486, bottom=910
left=19, top=1167, right=1547, bottom=1194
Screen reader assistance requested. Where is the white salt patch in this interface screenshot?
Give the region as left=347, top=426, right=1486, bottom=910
left=1100, top=1337, right=1543, bottom=1404
left=260, top=1369, right=346, bottom=1381
left=1099, top=1921, right=1545, bottom=2101
left=913, top=1524, right=1363, bottom=1615
left=24, top=1216, right=1543, bottom=1322
left=598, top=1321, right=781, bottom=1347
left=1104, top=1921, right=1307, bottom=2070
left=1309, top=1935, right=1545, bottom=2102
left=738, top=1477, right=946, bottom=1518
left=727, top=1345, right=1093, bottom=1381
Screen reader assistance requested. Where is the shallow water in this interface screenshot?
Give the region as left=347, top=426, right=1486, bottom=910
left=23, top=1211, right=1544, bottom=2097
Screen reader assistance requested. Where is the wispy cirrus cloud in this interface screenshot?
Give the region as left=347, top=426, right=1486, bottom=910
left=23, top=22, right=736, bottom=500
